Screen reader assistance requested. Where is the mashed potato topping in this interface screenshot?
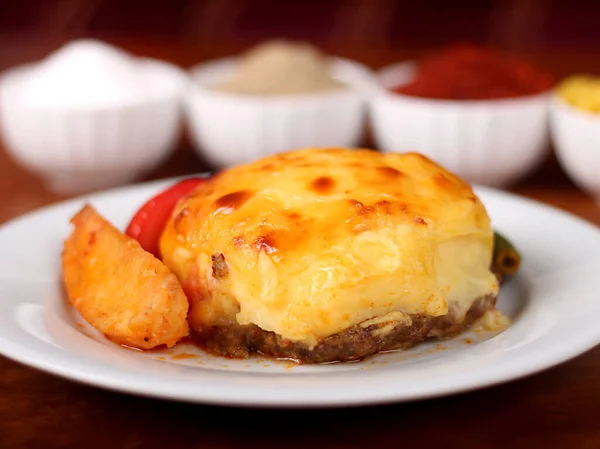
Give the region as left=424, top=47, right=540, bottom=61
left=160, top=148, right=499, bottom=347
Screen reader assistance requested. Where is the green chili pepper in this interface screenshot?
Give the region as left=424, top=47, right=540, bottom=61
left=493, top=231, right=521, bottom=276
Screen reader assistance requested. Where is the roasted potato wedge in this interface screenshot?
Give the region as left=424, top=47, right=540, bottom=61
left=62, top=205, right=189, bottom=349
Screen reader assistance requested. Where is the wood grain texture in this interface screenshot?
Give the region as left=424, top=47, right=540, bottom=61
left=1, top=38, right=600, bottom=449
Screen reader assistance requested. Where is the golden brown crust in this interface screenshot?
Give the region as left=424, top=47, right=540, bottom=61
left=160, top=147, right=498, bottom=345
left=62, top=205, right=189, bottom=349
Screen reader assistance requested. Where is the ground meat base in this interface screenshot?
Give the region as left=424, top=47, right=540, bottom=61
left=191, top=295, right=497, bottom=364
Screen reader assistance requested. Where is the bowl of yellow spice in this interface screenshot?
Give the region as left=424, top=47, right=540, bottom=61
left=551, top=75, right=600, bottom=202
left=184, top=40, right=377, bottom=167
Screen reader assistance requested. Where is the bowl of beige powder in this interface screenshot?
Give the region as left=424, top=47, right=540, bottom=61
left=184, top=40, right=377, bottom=167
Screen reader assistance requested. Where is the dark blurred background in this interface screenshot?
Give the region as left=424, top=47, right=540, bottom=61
left=0, top=0, right=599, bottom=74
left=1, top=0, right=599, bottom=218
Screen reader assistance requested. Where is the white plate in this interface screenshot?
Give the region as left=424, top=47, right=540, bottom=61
left=1, top=179, right=599, bottom=408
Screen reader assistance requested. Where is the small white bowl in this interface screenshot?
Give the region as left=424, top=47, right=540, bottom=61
left=551, top=96, right=600, bottom=202
left=0, top=58, right=186, bottom=194
left=369, top=61, right=552, bottom=187
left=184, top=57, right=377, bottom=168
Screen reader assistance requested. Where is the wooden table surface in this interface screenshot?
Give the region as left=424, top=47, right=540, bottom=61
left=1, top=41, right=600, bottom=449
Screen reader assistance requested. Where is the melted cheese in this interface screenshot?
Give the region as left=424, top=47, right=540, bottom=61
left=160, top=148, right=499, bottom=347
left=359, top=311, right=413, bottom=337
left=474, top=308, right=511, bottom=332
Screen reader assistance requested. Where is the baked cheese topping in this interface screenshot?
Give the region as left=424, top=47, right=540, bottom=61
left=160, top=148, right=499, bottom=347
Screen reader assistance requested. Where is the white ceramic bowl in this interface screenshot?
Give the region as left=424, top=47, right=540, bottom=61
left=0, top=59, right=186, bottom=194
left=550, top=96, right=600, bottom=202
left=369, top=62, right=552, bottom=187
left=184, top=57, right=377, bottom=168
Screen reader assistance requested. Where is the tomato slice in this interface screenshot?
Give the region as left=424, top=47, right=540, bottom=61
left=125, top=178, right=206, bottom=257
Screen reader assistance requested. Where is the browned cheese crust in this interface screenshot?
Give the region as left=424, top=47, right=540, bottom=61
left=159, top=148, right=502, bottom=362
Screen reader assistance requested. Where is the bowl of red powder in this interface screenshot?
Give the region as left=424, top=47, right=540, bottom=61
left=370, top=44, right=555, bottom=187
